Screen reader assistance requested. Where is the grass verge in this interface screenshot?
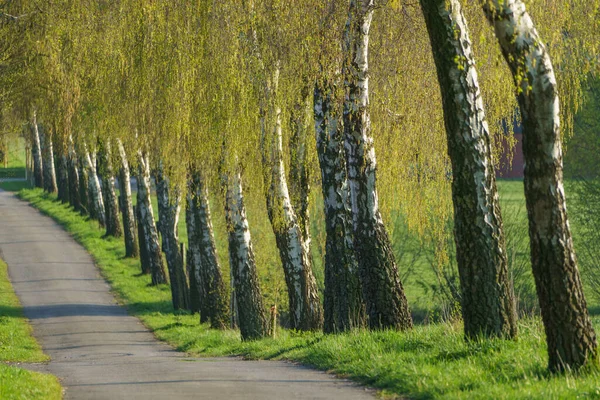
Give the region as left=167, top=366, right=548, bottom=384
left=0, top=181, right=32, bottom=192
left=0, top=258, right=62, bottom=399
left=16, top=188, right=600, bottom=399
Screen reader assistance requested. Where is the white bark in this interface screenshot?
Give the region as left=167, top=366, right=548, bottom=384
left=225, top=170, right=268, bottom=340
left=482, top=0, right=597, bottom=371
left=31, top=111, right=44, bottom=189
left=137, top=151, right=167, bottom=285
left=84, top=145, right=106, bottom=227
left=41, top=126, right=57, bottom=193
left=342, top=0, right=412, bottom=330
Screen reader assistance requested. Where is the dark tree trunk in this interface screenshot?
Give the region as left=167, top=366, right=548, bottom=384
left=117, top=139, right=138, bottom=257
left=40, top=126, right=57, bottom=194
left=185, top=212, right=201, bottom=314
left=420, top=0, right=517, bottom=339
left=225, top=170, right=268, bottom=340
left=57, top=154, right=70, bottom=204
left=136, top=204, right=151, bottom=275
left=31, top=112, right=44, bottom=189
left=136, top=152, right=167, bottom=285
left=482, top=0, right=597, bottom=371
left=78, top=158, right=89, bottom=216
left=99, top=141, right=122, bottom=238
left=187, top=171, right=229, bottom=329
left=67, top=152, right=81, bottom=212
left=156, top=167, right=189, bottom=311
left=315, top=79, right=366, bottom=333
left=342, top=0, right=412, bottom=330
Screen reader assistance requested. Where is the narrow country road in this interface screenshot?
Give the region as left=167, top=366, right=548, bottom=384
left=0, top=190, right=375, bottom=400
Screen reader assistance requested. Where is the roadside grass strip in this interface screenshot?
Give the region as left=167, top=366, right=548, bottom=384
left=0, top=258, right=62, bottom=399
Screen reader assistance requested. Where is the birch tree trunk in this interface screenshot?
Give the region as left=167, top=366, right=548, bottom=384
left=99, top=141, right=122, bottom=238
left=264, top=108, right=323, bottom=331
left=67, top=152, right=81, bottom=211
left=40, top=126, right=57, bottom=193
left=84, top=147, right=106, bottom=227
left=289, top=89, right=311, bottom=248
left=187, top=171, right=229, bottom=329
left=136, top=151, right=167, bottom=285
left=136, top=203, right=151, bottom=275
left=481, top=0, right=597, bottom=371
left=315, top=78, right=366, bottom=333
left=78, top=158, right=89, bottom=216
left=57, top=153, right=70, bottom=204
left=420, top=0, right=517, bottom=339
left=185, top=200, right=202, bottom=314
left=67, top=136, right=81, bottom=212
left=117, top=139, right=138, bottom=258
left=30, top=111, right=44, bottom=189
left=156, top=167, right=189, bottom=311
left=342, top=0, right=412, bottom=330
left=225, top=170, right=268, bottom=340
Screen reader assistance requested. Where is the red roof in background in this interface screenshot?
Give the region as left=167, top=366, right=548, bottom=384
left=496, top=132, right=524, bottom=179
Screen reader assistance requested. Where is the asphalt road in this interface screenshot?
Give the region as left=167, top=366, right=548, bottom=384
left=0, top=190, right=375, bottom=400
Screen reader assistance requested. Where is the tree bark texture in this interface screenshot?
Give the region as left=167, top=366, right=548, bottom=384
left=187, top=172, right=229, bottom=329
left=289, top=88, right=312, bottom=248
left=84, top=147, right=106, bottom=227
left=67, top=136, right=81, bottom=212
left=482, top=0, right=597, bottom=371
left=57, top=154, right=70, bottom=204
left=156, top=167, right=189, bottom=311
left=67, top=152, right=81, bottom=211
left=136, top=151, right=167, bottom=285
left=420, top=0, right=517, bottom=339
left=225, top=171, right=268, bottom=340
left=315, top=79, right=366, bottom=333
left=185, top=204, right=201, bottom=314
left=30, top=111, right=44, bottom=189
left=40, top=126, right=57, bottom=194
left=78, top=158, right=89, bottom=216
left=136, top=204, right=151, bottom=275
left=342, top=0, right=412, bottom=330
left=264, top=109, right=323, bottom=331
left=117, top=139, right=138, bottom=258
left=99, top=141, right=122, bottom=238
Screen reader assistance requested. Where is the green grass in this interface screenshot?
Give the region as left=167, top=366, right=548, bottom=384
left=15, top=186, right=600, bottom=399
left=0, top=258, right=62, bottom=399
left=0, top=180, right=32, bottom=192
left=0, top=138, right=27, bottom=179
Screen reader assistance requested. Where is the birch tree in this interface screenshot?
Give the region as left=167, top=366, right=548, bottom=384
left=342, top=0, right=412, bottom=330
left=481, top=0, right=598, bottom=371
left=420, top=0, right=517, bottom=339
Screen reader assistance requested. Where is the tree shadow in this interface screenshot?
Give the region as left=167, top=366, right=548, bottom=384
left=0, top=304, right=22, bottom=319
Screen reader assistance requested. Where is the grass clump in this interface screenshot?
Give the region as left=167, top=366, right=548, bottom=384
left=0, top=258, right=62, bottom=399
left=16, top=187, right=600, bottom=399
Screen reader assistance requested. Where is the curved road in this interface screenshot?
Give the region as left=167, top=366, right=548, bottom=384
left=0, top=190, right=374, bottom=400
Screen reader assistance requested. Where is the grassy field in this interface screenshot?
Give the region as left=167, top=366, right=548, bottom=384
left=14, top=183, right=600, bottom=399
left=0, top=258, right=62, bottom=400
left=0, top=138, right=27, bottom=180
left=0, top=180, right=31, bottom=192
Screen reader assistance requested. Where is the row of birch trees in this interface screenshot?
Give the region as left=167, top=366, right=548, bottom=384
left=2, top=0, right=599, bottom=372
